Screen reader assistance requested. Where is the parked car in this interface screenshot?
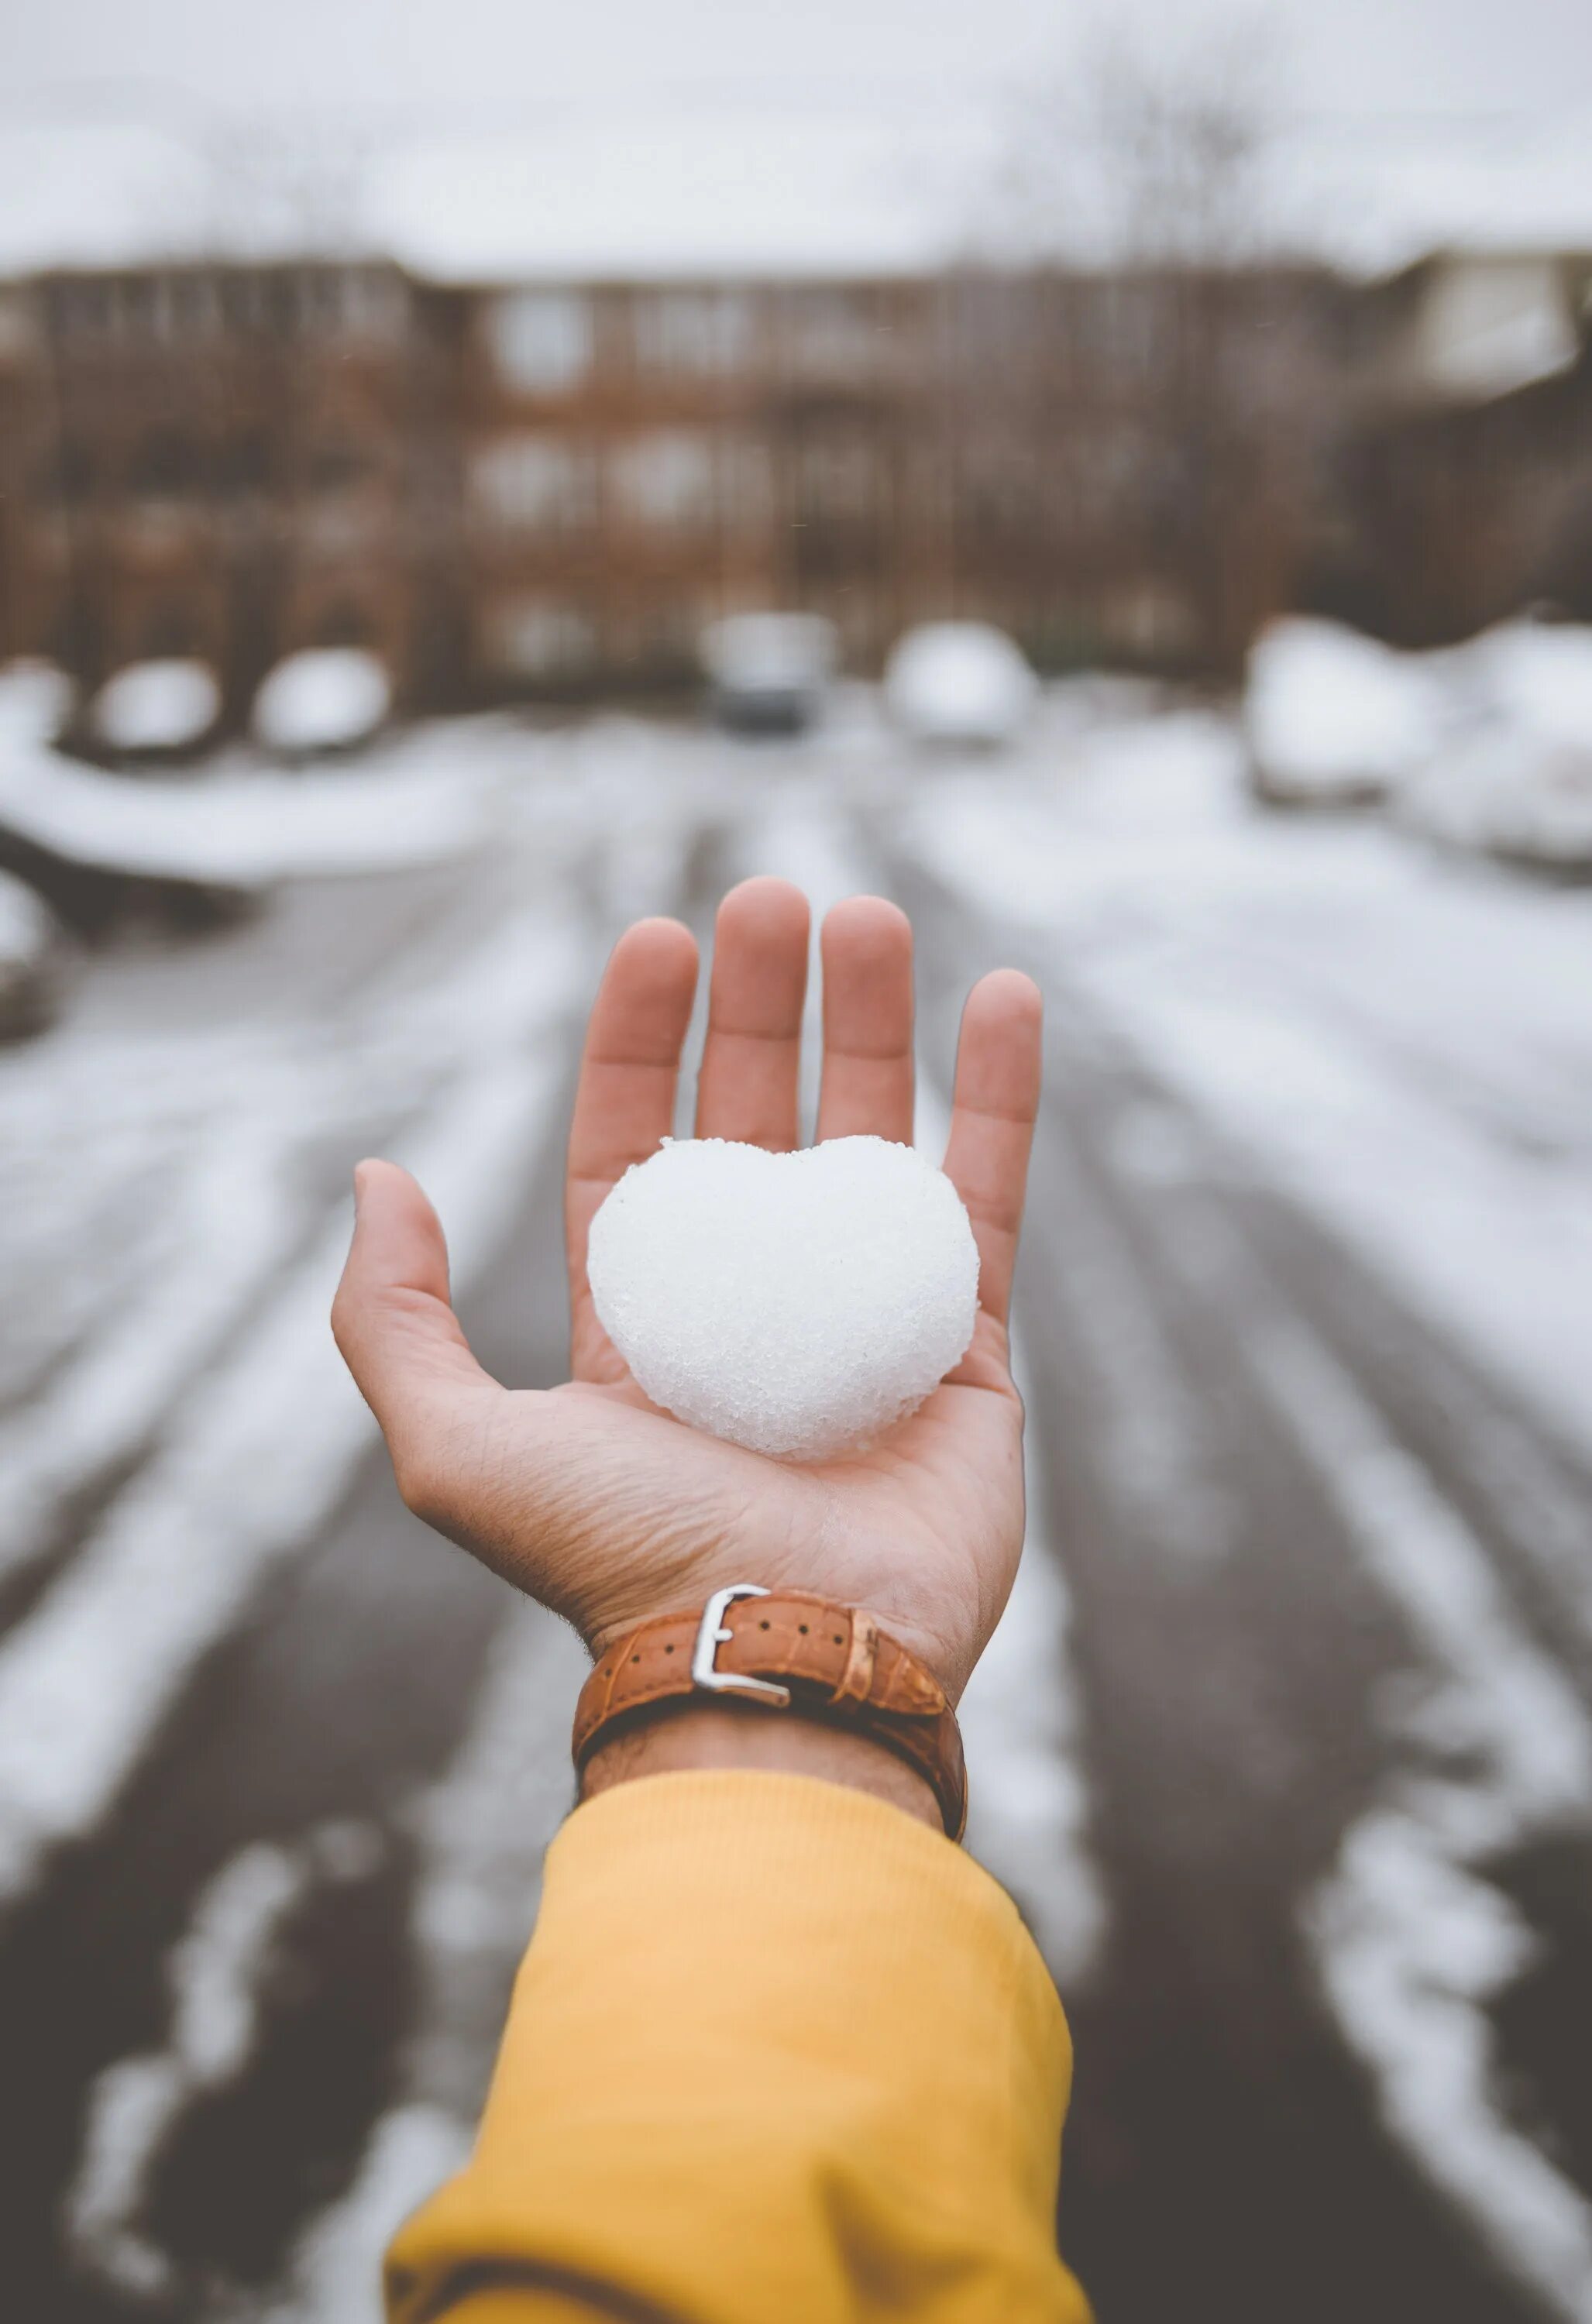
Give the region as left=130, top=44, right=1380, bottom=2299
left=88, top=658, right=222, bottom=760
left=0, top=867, right=65, bottom=1039
left=700, top=615, right=837, bottom=735
left=1244, top=617, right=1443, bottom=807
left=253, top=648, right=392, bottom=758
left=884, top=622, right=1038, bottom=748
left=1400, top=620, right=1592, bottom=873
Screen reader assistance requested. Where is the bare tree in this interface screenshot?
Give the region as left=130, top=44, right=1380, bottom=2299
left=992, top=11, right=1288, bottom=268
left=198, top=115, right=376, bottom=257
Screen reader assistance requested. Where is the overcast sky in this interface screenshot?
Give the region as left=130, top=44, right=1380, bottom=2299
left=3, top=0, right=1590, bottom=129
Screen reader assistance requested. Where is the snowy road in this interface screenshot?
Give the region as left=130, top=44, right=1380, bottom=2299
left=3, top=698, right=1592, bottom=2322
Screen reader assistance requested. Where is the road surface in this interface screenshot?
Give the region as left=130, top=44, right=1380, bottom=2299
left=3, top=696, right=1592, bottom=2322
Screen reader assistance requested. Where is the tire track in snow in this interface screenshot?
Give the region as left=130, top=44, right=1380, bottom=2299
left=62, top=1818, right=389, bottom=2308
left=1132, top=1132, right=1592, bottom=2318
left=0, top=906, right=593, bottom=1921
left=897, top=825, right=1592, bottom=2311
left=248, top=1600, right=587, bottom=2324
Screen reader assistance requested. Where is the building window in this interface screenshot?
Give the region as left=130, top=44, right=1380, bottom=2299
left=786, top=290, right=881, bottom=382
left=307, top=438, right=375, bottom=494
left=129, top=429, right=195, bottom=499
left=488, top=597, right=596, bottom=677
left=796, top=436, right=878, bottom=524
left=471, top=435, right=594, bottom=530
left=489, top=292, right=593, bottom=392
left=610, top=431, right=715, bottom=529
left=721, top=436, right=775, bottom=535
left=633, top=290, right=753, bottom=376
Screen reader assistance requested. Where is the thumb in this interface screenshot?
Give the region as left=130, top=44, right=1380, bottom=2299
left=332, top=1160, right=497, bottom=1458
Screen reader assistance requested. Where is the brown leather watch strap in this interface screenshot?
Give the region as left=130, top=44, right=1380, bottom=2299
left=573, top=1585, right=968, bottom=1841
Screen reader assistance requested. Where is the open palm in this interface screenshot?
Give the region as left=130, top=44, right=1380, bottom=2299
left=333, top=879, right=1042, bottom=1701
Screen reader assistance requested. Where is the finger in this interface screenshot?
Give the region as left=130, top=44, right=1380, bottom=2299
left=815, top=896, right=915, bottom=1143
left=941, top=970, right=1043, bottom=1327
left=693, top=877, right=810, bottom=1148
left=566, top=916, right=699, bottom=1376
left=332, top=1159, right=498, bottom=1482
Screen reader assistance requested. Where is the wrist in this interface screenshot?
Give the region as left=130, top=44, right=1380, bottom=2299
left=579, top=1700, right=944, bottom=1832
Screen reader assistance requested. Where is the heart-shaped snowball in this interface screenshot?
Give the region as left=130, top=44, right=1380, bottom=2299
left=586, top=1134, right=980, bottom=1459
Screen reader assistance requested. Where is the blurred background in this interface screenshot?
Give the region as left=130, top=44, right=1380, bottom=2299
left=2, top=0, right=1591, bottom=2316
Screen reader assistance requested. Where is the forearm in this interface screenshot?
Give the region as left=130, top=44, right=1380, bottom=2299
left=386, top=1771, right=1089, bottom=2324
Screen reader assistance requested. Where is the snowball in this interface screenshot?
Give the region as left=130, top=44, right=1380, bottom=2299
left=586, top=1135, right=980, bottom=1459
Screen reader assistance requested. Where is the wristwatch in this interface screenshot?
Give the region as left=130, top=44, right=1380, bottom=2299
left=572, top=1583, right=968, bottom=1841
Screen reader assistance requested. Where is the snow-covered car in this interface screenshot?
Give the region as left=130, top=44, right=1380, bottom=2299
left=89, top=658, right=222, bottom=759
left=0, top=658, right=74, bottom=748
left=1400, top=620, right=1592, bottom=872
left=700, top=614, right=837, bottom=735
left=0, top=866, right=65, bottom=1039
left=884, top=622, right=1038, bottom=749
left=253, top=648, right=393, bottom=758
left=1244, top=617, right=1443, bottom=807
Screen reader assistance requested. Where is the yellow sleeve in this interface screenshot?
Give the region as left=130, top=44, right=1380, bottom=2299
left=387, top=1769, right=1091, bottom=2324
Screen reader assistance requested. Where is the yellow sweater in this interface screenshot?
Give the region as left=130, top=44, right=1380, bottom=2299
left=387, top=1771, right=1091, bottom=2323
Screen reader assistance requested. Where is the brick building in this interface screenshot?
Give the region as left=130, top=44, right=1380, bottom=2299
left=0, top=247, right=1585, bottom=731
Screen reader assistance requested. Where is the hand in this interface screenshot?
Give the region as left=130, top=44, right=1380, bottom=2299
left=332, top=878, right=1041, bottom=1708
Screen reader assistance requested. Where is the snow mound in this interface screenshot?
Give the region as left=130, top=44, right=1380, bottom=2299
left=587, top=1135, right=980, bottom=1460
left=253, top=649, right=393, bottom=756
left=0, top=744, right=500, bottom=886
left=1246, top=619, right=1442, bottom=805
left=0, top=865, right=57, bottom=963
left=885, top=623, right=1038, bottom=748
left=0, top=661, right=74, bottom=746
left=91, top=660, right=221, bottom=755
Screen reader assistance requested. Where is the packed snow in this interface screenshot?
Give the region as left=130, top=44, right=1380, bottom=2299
left=252, top=650, right=393, bottom=758
left=90, top=662, right=222, bottom=755
left=587, top=1134, right=980, bottom=1458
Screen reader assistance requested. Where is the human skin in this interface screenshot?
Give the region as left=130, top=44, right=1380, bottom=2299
left=332, top=878, right=1042, bottom=1831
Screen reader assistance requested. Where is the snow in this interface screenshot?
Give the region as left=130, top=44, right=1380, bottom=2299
left=0, top=900, right=590, bottom=1909
left=0, top=661, right=73, bottom=748
left=90, top=661, right=221, bottom=755
left=905, top=697, right=1592, bottom=1465
left=0, top=866, right=56, bottom=964
left=1244, top=617, right=1446, bottom=805
left=885, top=622, right=1038, bottom=749
left=1401, top=622, right=1592, bottom=868
left=587, top=1135, right=979, bottom=1459
left=0, top=737, right=504, bottom=886
left=252, top=649, right=393, bottom=757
